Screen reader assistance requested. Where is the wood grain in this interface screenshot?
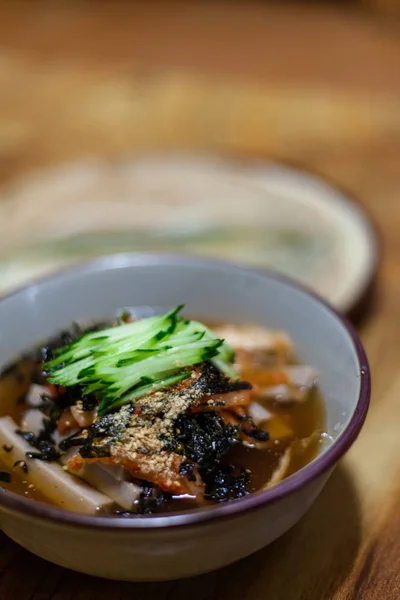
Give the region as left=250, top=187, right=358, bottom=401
left=0, top=1, right=399, bottom=598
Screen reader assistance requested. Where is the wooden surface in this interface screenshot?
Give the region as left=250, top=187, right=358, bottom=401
left=0, top=1, right=400, bottom=598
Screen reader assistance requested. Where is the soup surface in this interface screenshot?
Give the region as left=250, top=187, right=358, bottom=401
left=0, top=309, right=326, bottom=516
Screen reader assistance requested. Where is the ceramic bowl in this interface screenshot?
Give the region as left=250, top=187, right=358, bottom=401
left=0, top=254, right=370, bottom=581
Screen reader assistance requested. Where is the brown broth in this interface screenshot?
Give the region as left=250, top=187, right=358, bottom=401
left=239, top=388, right=325, bottom=487
left=0, top=468, right=49, bottom=504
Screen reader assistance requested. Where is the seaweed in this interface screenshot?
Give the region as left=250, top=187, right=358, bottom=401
left=16, top=416, right=61, bottom=462
left=37, top=397, right=62, bottom=423
left=81, top=394, right=97, bottom=412
left=165, top=400, right=256, bottom=504
left=78, top=443, right=111, bottom=460
left=136, top=481, right=172, bottom=515
left=179, top=461, right=196, bottom=482
left=169, top=411, right=241, bottom=468
left=239, top=416, right=270, bottom=442
left=51, top=386, right=81, bottom=410
left=202, top=465, right=250, bottom=502
left=25, top=448, right=62, bottom=462
left=58, top=430, right=87, bottom=452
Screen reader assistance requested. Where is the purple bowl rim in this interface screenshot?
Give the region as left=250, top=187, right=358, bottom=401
left=0, top=252, right=371, bottom=531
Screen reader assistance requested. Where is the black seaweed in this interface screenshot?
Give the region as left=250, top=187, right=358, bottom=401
left=25, top=450, right=61, bottom=462
left=16, top=415, right=61, bottom=462
left=58, top=427, right=110, bottom=459
left=202, top=465, right=250, bottom=503
left=81, top=395, right=97, bottom=412
left=37, top=396, right=62, bottom=422
left=245, top=428, right=269, bottom=442
left=136, top=481, right=172, bottom=515
left=0, top=471, right=11, bottom=483
left=239, top=416, right=270, bottom=442
left=167, top=410, right=251, bottom=504
left=50, top=386, right=81, bottom=411
left=58, top=430, right=87, bottom=452
left=78, top=444, right=111, bottom=460
left=179, top=461, right=196, bottom=482
left=169, top=411, right=241, bottom=468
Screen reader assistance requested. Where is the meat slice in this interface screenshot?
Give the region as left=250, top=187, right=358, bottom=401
left=248, top=401, right=273, bottom=426
left=211, top=324, right=294, bottom=369
left=259, top=365, right=318, bottom=403
left=211, top=324, right=293, bottom=354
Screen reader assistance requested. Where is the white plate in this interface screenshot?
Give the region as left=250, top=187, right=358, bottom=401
left=0, top=154, right=378, bottom=312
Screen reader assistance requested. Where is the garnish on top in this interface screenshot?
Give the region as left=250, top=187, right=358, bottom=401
left=45, top=306, right=238, bottom=416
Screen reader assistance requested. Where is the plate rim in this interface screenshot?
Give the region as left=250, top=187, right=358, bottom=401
left=0, top=152, right=381, bottom=320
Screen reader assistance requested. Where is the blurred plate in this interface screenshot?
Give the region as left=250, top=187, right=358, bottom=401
left=0, top=154, right=378, bottom=313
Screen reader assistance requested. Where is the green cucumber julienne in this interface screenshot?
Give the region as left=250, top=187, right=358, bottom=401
left=45, top=306, right=238, bottom=415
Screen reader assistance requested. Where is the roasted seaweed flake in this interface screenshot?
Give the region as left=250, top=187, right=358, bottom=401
left=240, top=416, right=270, bottom=442
left=202, top=465, right=250, bottom=503
left=16, top=417, right=61, bottom=462
left=179, top=461, right=196, bottom=482
left=137, top=481, right=172, bottom=514
left=170, top=411, right=241, bottom=468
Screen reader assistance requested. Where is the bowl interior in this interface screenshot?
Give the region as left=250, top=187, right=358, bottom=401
left=0, top=255, right=363, bottom=447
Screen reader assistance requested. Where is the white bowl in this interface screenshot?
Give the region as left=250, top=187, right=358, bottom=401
left=0, top=254, right=370, bottom=580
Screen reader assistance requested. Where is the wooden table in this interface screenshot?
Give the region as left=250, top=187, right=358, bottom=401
left=0, top=2, right=400, bottom=598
